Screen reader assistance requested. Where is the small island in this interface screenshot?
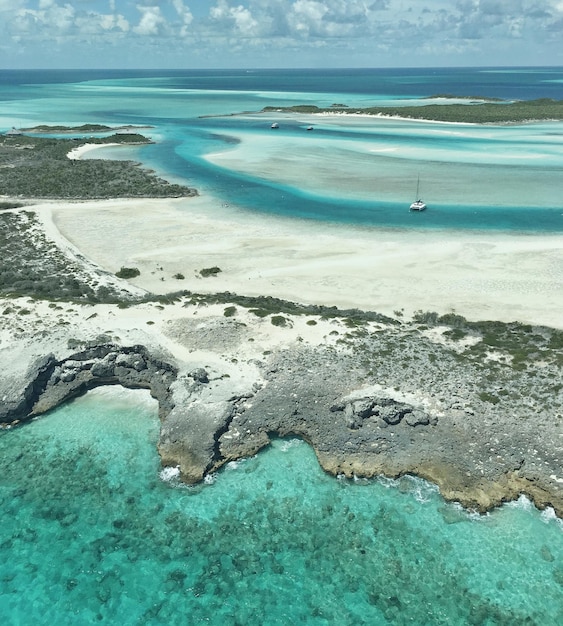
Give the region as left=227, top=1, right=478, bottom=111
left=0, top=130, right=196, bottom=199
left=22, top=123, right=153, bottom=134
left=0, top=123, right=562, bottom=520
left=262, top=97, right=563, bottom=124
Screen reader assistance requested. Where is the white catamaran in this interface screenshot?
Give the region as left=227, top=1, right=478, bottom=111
left=409, top=176, right=427, bottom=212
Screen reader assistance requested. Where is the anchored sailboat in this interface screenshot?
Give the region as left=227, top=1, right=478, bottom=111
left=409, top=176, right=427, bottom=211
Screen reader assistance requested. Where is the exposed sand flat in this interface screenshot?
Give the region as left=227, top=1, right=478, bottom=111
left=40, top=195, right=563, bottom=329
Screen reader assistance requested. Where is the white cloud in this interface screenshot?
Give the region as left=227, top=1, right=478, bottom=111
left=479, top=0, right=520, bottom=15
left=451, top=0, right=563, bottom=40
left=230, top=6, right=260, bottom=35
left=171, top=0, right=194, bottom=35
left=172, top=0, right=193, bottom=22
left=208, top=0, right=373, bottom=39
left=507, top=16, right=524, bottom=37
left=75, top=11, right=130, bottom=35
left=134, top=4, right=167, bottom=36
left=210, top=1, right=261, bottom=36
left=288, top=1, right=328, bottom=36
left=1, top=0, right=563, bottom=67
left=1, top=0, right=133, bottom=54
left=11, top=3, right=76, bottom=36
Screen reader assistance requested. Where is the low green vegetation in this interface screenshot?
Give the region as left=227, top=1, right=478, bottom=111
left=199, top=267, right=222, bottom=278
left=344, top=317, right=367, bottom=329
left=2, top=193, right=561, bottom=419
left=0, top=211, right=129, bottom=302
left=443, top=328, right=467, bottom=341
left=337, top=310, right=561, bottom=416
left=23, top=124, right=148, bottom=134
left=0, top=132, right=196, bottom=199
left=271, top=315, right=289, bottom=327
left=263, top=98, right=563, bottom=124
left=424, top=94, right=504, bottom=102
left=413, top=310, right=561, bottom=368
left=189, top=292, right=398, bottom=326
left=116, top=267, right=140, bottom=279
left=478, top=392, right=501, bottom=405
left=0, top=201, right=25, bottom=210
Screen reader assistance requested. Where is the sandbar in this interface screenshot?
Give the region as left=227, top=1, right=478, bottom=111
left=43, top=195, right=563, bottom=329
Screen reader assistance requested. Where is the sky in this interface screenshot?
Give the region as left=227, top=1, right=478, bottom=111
left=0, top=0, right=562, bottom=69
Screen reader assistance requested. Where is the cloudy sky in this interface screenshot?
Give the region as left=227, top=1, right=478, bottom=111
left=1, top=0, right=562, bottom=69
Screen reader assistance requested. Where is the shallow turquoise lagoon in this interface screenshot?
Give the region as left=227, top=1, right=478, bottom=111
left=2, top=68, right=563, bottom=232
left=0, top=389, right=562, bottom=625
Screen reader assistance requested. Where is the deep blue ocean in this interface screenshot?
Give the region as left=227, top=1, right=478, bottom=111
left=1, top=68, right=563, bottom=624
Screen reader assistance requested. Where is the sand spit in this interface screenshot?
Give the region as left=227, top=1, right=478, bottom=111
left=46, top=196, right=563, bottom=330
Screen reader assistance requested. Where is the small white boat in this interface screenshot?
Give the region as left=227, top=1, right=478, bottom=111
left=409, top=176, right=427, bottom=211
left=410, top=199, right=427, bottom=211
left=306, top=126, right=314, bottom=131
left=271, top=122, right=279, bottom=129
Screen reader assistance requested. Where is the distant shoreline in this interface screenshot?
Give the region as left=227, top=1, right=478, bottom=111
left=260, top=97, right=563, bottom=124
left=22, top=123, right=153, bottom=134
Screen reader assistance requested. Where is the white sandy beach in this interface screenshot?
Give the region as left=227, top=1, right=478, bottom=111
left=34, top=194, right=563, bottom=330
left=66, top=143, right=121, bottom=160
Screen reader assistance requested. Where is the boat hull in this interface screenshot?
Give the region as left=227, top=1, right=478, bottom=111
left=409, top=200, right=427, bottom=211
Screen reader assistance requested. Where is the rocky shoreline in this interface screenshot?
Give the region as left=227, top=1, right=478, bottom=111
left=2, top=311, right=561, bottom=517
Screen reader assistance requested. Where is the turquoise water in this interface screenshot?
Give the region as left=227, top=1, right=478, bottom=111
left=1, top=67, right=563, bottom=231
left=0, top=389, right=562, bottom=625
left=1, top=69, right=563, bottom=622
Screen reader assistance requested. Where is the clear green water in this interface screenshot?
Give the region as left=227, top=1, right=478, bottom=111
left=0, top=388, right=562, bottom=625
